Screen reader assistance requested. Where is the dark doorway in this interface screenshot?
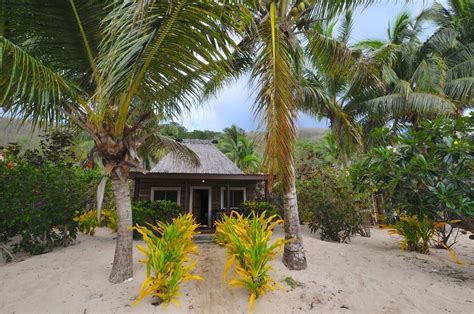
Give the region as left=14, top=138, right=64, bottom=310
left=192, top=189, right=209, bottom=226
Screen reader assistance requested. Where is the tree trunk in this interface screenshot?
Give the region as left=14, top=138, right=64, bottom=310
left=109, top=173, right=133, bottom=284
left=282, top=165, right=307, bottom=270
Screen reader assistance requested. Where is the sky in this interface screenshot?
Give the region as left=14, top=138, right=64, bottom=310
left=179, top=0, right=442, bottom=132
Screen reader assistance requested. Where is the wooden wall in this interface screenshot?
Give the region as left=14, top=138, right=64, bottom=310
left=134, top=178, right=261, bottom=212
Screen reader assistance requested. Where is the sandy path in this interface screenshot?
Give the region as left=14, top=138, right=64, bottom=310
left=0, top=226, right=473, bottom=313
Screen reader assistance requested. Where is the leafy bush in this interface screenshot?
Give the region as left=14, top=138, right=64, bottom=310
left=0, top=138, right=99, bottom=254
left=298, top=167, right=364, bottom=242
left=132, top=200, right=183, bottom=239
left=239, top=201, right=280, bottom=217
left=74, top=211, right=98, bottom=236
left=352, top=115, right=473, bottom=243
left=215, top=211, right=285, bottom=311
left=134, top=214, right=201, bottom=306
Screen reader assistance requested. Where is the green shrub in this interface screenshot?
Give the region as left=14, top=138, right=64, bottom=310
left=352, top=115, right=474, bottom=241
left=134, top=213, right=201, bottom=306
left=0, top=157, right=99, bottom=254
left=298, top=167, right=364, bottom=243
left=0, top=132, right=100, bottom=255
left=132, top=200, right=183, bottom=239
left=239, top=201, right=280, bottom=217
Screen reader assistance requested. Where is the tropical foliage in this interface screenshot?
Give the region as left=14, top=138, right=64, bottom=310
left=162, top=122, right=220, bottom=141
left=134, top=214, right=201, bottom=306
left=222, top=0, right=383, bottom=271
left=0, top=135, right=99, bottom=255
left=132, top=200, right=183, bottom=239
left=301, top=1, right=473, bottom=162
left=239, top=201, right=280, bottom=218
left=74, top=210, right=99, bottom=236
left=389, top=215, right=435, bottom=254
left=215, top=211, right=285, bottom=311
left=74, top=208, right=118, bottom=235
left=300, top=10, right=377, bottom=166
left=101, top=208, right=118, bottom=233
left=354, top=9, right=460, bottom=136
left=351, top=115, right=474, bottom=244
left=298, top=166, right=366, bottom=242
left=1, top=0, right=247, bottom=282
left=219, top=125, right=261, bottom=173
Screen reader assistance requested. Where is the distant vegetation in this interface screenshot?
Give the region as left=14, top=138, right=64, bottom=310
left=161, top=121, right=328, bottom=143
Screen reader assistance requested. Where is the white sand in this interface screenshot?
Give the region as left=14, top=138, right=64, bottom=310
left=0, top=226, right=473, bottom=314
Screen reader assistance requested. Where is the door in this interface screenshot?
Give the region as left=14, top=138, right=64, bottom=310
left=192, top=189, right=210, bottom=226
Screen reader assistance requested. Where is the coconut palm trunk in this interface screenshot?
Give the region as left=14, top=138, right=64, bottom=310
left=109, top=171, right=133, bottom=283
left=282, top=164, right=307, bottom=269
left=1, top=0, right=240, bottom=283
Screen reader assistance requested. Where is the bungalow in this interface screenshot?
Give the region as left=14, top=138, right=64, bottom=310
left=130, top=139, right=268, bottom=227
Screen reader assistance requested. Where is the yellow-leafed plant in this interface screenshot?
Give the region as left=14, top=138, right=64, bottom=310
left=388, top=215, right=434, bottom=254
left=215, top=211, right=286, bottom=311
left=100, top=208, right=118, bottom=232
left=134, top=213, right=202, bottom=306
left=74, top=210, right=98, bottom=235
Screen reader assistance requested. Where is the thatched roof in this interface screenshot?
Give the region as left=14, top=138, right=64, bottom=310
left=150, top=139, right=244, bottom=175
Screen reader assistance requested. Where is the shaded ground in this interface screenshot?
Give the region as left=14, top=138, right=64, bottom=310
left=0, top=226, right=473, bottom=313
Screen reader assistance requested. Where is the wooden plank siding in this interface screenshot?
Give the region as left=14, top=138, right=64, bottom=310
left=136, top=178, right=259, bottom=212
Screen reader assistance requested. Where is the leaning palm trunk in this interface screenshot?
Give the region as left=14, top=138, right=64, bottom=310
left=109, top=171, right=133, bottom=283
left=282, top=164, right=307, bottom=269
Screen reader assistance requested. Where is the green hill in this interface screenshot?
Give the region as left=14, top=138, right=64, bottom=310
left=0, top=118, right=41, bottom=149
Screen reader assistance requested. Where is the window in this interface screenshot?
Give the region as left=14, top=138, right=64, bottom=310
left=151, top=187, right=181, bottom=204
left=220, top=187, right=246, bottom=209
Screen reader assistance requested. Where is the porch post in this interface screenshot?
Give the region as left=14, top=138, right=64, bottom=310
left=264, top=179, right=269, bottom=201
left=226, top=181, right=231, bottom=212
left=133, top=178, right=140, bottom=202
left=184, top=180, right=189, bottom=213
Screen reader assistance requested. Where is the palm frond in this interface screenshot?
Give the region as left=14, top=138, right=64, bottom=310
left=445, top=77, right=474, bottom=102
left=423, top=27, right=461, bottom=55
left=337, top=10, right=354, bottom=45
left=447, top=58, right=474, bottom=80
left=251, top=3, right=298, bottom=183
left=201, top=36, right=256, bottom=102
left=94, top=1, right=241, bottom=136
left=410, top=56, right=447, bottom=94
left=306, top=29, right=352, bottom=76
left=0, top=37, right=85, bottom=127
left=364, top=93, right=456, bottom=117
left=298, top=70, right=331, bottom=118
left=1, top=0, right=106, bottom=91
left=309, top=0, right=376, bottom=21
left=140, top=134, right=200, bottom=169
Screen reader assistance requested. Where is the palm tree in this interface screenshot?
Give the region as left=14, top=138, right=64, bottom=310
left=422, top=0, right=473, bottom=110
left=235, top=135, right=261, bottom=173
left=346, top=10, right=461, bottom=139
left=300, top=10, right=381, bottom=166
left=219, top=125, right=246, bottom=163
left=1, top=0, right=242, bottom=283
left=221, top=0, right=380, bottom=270
left=219, top=125, right=261, bottom=173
